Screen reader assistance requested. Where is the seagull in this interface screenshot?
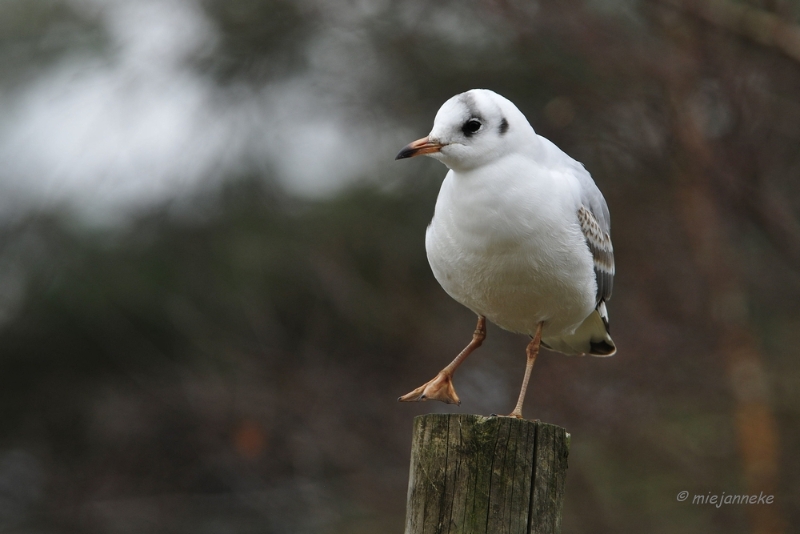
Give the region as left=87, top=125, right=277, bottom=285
left=395, top=89, right=615, bottom=419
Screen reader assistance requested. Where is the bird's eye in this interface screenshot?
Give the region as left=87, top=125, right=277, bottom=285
left=462, top=119, right=482, bottom=136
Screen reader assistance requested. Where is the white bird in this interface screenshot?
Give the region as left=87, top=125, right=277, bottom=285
left=396, top=89, right=616, bottom=419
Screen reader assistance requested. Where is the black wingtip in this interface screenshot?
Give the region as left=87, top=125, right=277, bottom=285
left=589, top=340, right=616, bottom=356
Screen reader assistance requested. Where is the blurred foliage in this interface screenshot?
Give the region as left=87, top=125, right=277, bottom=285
left=0, top=177, right=445, bottom=532
left=0, top=0, right=105, bottom=89
left=199, top=0, right=312, bottom=82
left=1, top=0, right=799, bottom=533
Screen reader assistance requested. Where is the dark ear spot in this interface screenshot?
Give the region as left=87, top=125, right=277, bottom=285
left=499, top=117, right=509, bottom=135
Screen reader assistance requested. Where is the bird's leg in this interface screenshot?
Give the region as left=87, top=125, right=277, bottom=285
left=398, top=316, right=486, bottom=405
left=507, top=322, right=543, bottom=419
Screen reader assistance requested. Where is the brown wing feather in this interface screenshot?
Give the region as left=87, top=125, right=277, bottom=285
left=577, top=205, right=614, bottom=304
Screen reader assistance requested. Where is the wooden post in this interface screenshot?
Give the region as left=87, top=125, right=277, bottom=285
left=404, top=414, right=570, bottom=534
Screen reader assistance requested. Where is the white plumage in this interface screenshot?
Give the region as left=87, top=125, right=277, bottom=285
left=396, top=89, right=615, bottom=417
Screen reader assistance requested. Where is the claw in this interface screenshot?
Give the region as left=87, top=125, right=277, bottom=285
left=398, top=371, right=461, bottom=405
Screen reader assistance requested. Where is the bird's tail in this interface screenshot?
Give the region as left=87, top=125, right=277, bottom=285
left=541, top=301, right=616, bottom=357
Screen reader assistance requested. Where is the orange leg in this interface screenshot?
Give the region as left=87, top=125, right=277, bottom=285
left=507, top=322, right=543, bottom=419
left=398, top=316, right=486, bottom=405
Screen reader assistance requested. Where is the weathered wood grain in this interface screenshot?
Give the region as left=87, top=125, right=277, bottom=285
left=404, top=414, right=569, bottom=534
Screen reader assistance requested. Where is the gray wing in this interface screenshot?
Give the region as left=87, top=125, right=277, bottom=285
left=571, top=161, right=614, bottom=304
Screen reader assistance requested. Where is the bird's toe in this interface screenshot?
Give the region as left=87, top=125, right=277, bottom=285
left=398, top=371, right=461, bottom=405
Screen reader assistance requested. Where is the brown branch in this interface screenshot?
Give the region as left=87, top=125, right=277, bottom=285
left=659, top=0, right=800, bottom=63
left=742, top=184, right=800, bottom=271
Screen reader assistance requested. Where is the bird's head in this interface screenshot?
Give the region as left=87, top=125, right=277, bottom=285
left=395, top=89, right=536, bottom=172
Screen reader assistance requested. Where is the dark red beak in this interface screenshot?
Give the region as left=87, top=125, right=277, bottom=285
left=395, top=136, right=444, bottom=160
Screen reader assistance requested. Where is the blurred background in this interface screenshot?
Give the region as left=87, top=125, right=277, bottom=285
left=0, top=0, right=798, bottom=532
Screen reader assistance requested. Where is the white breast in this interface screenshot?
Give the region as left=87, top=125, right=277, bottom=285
left=425, top=154, right=597, bottom=338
